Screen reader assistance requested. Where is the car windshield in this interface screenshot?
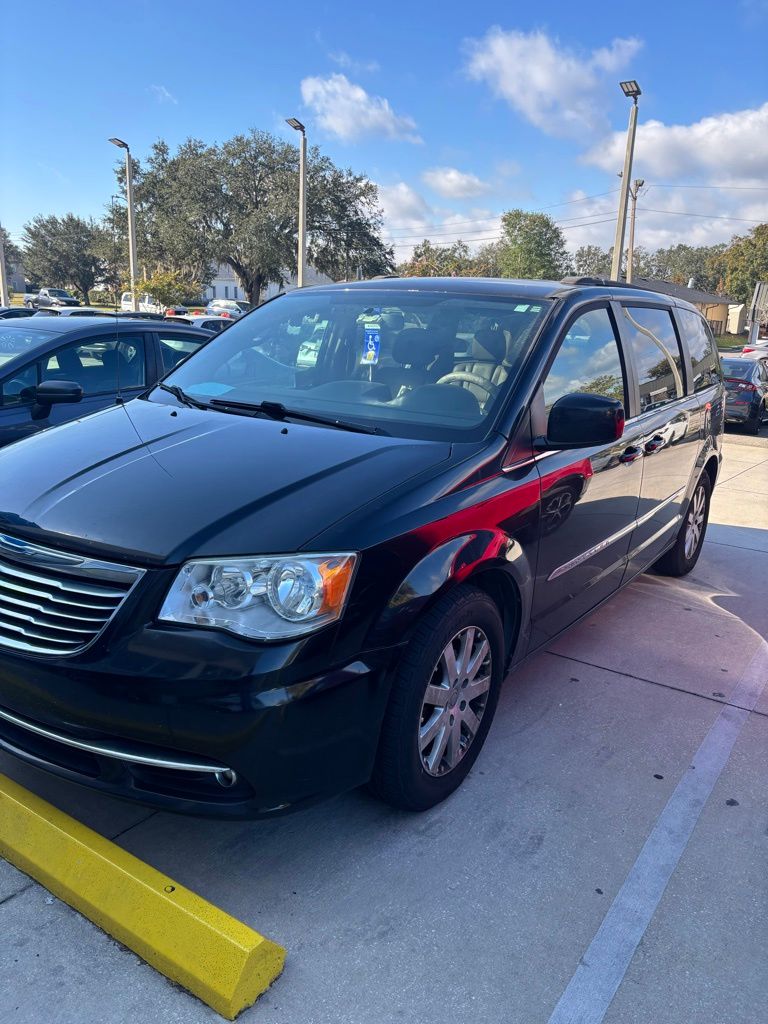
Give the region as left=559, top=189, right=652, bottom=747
left=721, top=360, right=753, bottom=380
left=48, top=289, right=70, bottom=298
left=160, top=288, right=551, bottom=440
left=0, top=327, right=57, bottom=369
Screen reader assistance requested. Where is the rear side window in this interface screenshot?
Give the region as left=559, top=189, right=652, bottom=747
left=158, top=332, right=206, bottom=372
left=677, top=309, right=721, bottom=392
left=543, top=307, right=626, bottom=411
left=621, top=306, right=684, bottom=412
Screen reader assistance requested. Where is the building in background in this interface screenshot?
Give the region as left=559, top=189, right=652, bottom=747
left=203, top=263, right=334, bottom=303
left=632, top=277, right=734, bottom=336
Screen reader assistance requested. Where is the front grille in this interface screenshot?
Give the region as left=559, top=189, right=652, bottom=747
left=0, top=532, right=144, bottom=657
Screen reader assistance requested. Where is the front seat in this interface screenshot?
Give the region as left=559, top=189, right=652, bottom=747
left=376, top=329, right=446, bottom=398
left=450, top=328, right=508, bottom=404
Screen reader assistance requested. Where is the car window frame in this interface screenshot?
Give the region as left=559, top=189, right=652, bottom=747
left=614, top=300, right=688, bottom=417
left=37, top=330, right=151, bottom=398
left=534, top=300, right=634, bottom=425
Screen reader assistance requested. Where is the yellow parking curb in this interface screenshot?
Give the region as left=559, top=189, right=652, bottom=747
left=0, top=774, right=286, bottom=1018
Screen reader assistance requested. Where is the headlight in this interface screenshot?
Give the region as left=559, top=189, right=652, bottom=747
left=158, top=553, right=357, bottom=640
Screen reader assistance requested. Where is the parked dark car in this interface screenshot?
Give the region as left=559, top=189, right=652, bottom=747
left=721, top=356, right=768, bottom=433
left=25, top=288, right=80, bottom=309
left=0, top=317, right=212, bottom=448
left=0, top=277, right=724, bottom=819
left=0, top=307, right=37, bottom=320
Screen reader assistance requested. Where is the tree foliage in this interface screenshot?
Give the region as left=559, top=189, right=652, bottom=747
left=142, top=269, right=202, bottom=307
left=1, top=227, right=22, bottom=281
left=496, top=210, right=572, bottom=280
left=720, top=225, right=768, bottom=304
left=21, top=215, right=107, bottom=300
left=118, top=131, right=394, bottom=303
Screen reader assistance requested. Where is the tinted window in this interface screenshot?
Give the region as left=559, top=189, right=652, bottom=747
left=677, top=309, right=721, bottom=392
left=40, top=334, right=146, bottom=394
left=158, top=332, right=206, bottom=372
left=163, top=289, right=552, bottom=442
left=1, top=363, right=37, bottom=407
left=543, top=307, right=625, bottom=411
left=721, top=359, right=754, bottom=380
left=622, top=306, right=684, bottom=412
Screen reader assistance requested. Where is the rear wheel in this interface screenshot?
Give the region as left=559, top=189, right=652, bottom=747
left=747, top=402, right=764, bottom=435
left=370, top=585, right=504, bottom=811
left=653, top=472, right=711, bottom=577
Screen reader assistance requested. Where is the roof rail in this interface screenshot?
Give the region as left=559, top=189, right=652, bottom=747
left=560, top=276, right=638, bottom=288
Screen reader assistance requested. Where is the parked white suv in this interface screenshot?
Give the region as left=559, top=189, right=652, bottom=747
left=120, top=292, right=164, bottom=314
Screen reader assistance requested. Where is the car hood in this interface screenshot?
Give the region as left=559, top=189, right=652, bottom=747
left=0, top=398, right=451, bottom=566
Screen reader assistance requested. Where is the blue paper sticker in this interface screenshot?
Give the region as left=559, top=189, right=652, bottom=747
left=361, top=326, right=381, bottom=365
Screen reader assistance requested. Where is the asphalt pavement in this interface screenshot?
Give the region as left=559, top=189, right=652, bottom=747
left=1, top=432, right=767, bottom=1024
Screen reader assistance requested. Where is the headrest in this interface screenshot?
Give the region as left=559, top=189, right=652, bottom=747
left=380, top=310, right=405, bottom=332
left=392, top=328, right=444, bottom=369
left=472, top=328, right=506, bottom=363
left=394, top=383, right=481, bottom=418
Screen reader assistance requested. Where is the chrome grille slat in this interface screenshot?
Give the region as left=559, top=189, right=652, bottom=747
left=0, top=535, right=144, bottom=657
left=0, top=576, right=122, bottom=612
left=0, top=563, right=125, bottom=598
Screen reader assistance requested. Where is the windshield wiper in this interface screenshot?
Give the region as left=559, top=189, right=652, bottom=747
left=208, top=398, right=388, bottom=435
left=157, top=383, right=210, bottom=410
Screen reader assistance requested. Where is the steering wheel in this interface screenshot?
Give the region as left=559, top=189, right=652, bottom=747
left=436, top=371, right=500, bottom=403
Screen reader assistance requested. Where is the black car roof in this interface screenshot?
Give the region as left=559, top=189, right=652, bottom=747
left=302, top=276, right=701, bottom=313
left=0, top=316, right=202, bottom=336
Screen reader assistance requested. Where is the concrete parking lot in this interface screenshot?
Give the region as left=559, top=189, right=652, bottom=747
left=1, top=433, right=767, bottom=1024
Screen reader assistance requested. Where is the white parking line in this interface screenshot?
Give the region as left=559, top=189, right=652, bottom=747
left=546, top=642, right=768, bottom=1024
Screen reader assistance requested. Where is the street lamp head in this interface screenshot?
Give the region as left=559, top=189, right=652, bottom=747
left=108, top=137, right=129, bottom=150
left=619, top=80, right=641, bottom=99
left=285, top=118, right=305, bottom=133
left=636, top=178, right=645, bottom=188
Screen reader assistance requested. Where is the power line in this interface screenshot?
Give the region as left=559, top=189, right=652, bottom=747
left=651, top=183, right=768, bottom=192
left=640, top=207, right=766, bottom=223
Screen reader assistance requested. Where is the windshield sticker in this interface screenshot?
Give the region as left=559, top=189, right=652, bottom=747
left=530, top=305, right=542, bottom=312
left=514, top=304, right=530, bottom=312
left=361, top=326, right=381, bottom=365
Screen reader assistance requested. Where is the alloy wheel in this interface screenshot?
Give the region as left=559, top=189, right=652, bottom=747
left=418, top=626, right=492, bottom=777
left=684, top=484, right=706, bottom=561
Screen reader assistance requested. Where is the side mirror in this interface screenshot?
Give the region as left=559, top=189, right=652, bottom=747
left=540, top=392, right=625, bottom=450
left=32, top=380, right=84, bottom=415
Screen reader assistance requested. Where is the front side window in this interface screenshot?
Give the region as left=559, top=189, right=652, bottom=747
left=40, top=334, right=146, bottom=394
left=0, top=363, right=38, bottom=407
left=677, top=308, right=721, bottom=392
left=622, top=306, right=684, bottom=412
left=543, top=307, right=626, bottom=412
left=159, top=289, right=552, bottom=441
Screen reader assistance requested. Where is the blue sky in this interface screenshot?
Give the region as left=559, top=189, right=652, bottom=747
left=2, top=0, right=767, bottom=260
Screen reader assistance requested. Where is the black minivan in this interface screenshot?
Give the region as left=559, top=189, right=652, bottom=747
left=0, top=277, right=724, bottom=818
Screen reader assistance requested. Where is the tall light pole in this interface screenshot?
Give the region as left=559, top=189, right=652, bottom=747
left=108, top=137, right=138, bottom=311
left=0, top=223, right=9, bottom=307
left=286, top=118, right=307, bottom=288
left=626, top=178, right=645, bottom=284
left=610, top=81, right=641, bottom=281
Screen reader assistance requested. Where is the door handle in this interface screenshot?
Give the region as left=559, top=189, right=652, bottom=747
left=644, top=434, right=666, bottom=454
left=619, top=445, right=644, bottom=464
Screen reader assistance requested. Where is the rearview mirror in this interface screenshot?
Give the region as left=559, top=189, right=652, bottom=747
left=541, top=392, right=625, bottom=450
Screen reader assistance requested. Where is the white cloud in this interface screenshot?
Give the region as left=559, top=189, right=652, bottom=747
left=464, top=28, right=642, bottom=137
left=300, top=74, right=421, bottom=142
left=422, top=167, right=492, bottom=199
left=149, top=84, right=177, bottom=105
left=584, top=102, right=768, bottom=182
left=328, top=51, right=380, bottom=74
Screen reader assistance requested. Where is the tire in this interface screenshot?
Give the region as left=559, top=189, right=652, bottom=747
left=369, top=585, right=504, bottom=812
left=747, top=402, right=763, bottom=435
left=653, top=472, right=711, bottom=577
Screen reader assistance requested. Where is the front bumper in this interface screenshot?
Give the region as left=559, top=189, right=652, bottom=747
left=0, top=618, right=403, bottom=818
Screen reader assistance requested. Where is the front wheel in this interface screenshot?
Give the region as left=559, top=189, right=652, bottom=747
left=369, top=585, right=504, bottom=811
left=653, top=472, right=711, bottom=577
left=747, top=402, right=764, bottom=435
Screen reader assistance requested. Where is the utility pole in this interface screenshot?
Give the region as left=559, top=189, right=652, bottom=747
left=0, top=223, right=9, bottom=307
left=286, top=118, right=307, bottom=287
left=626, top=179, right=645, bottom=284
left=108, top=138, right=139, bottom=311
left=610, top=81, right=642, bottom=281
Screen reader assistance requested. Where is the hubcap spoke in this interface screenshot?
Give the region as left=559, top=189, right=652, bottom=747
left=419, top=625, right=493, bottom=777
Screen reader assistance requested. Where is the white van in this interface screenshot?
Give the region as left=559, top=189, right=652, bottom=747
left=120, top=292, right=164, bottom=314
